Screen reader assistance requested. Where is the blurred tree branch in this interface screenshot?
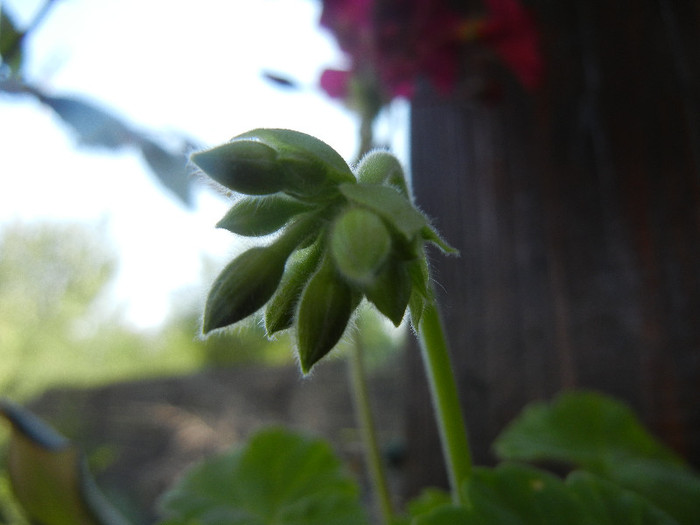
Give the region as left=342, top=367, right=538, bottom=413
left=0, top=1, right=198, bottom=206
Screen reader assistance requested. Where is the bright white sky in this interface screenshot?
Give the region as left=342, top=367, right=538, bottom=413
left=0, top=0, right=408, bottom=328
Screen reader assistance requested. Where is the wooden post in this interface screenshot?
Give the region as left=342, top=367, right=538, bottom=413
left=404, top=0, right=700, bottom=497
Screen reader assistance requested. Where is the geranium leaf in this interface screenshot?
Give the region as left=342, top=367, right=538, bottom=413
left=494, top=391, right=700, bottom=524
left=494, top=391, right=683, bottom=470
left=565, top=471, right=678, bottom=525
left=461, top=463, right=591, bottom=524
left=158, top=427, right=368, bottom=525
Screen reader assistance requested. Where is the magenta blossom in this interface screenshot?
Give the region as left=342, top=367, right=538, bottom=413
left=319, top=0, right=542, bottom=102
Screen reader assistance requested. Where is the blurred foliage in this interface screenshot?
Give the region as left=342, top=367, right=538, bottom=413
left=0, top=220, right=296, bottom=403
left=0, top=1, right=197, bottom=206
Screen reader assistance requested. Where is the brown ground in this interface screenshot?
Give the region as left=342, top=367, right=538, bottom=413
left=27, top=358, right=407, bottom=523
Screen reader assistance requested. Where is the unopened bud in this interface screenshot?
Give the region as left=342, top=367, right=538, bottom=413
left=191, top=141, right=287, bottom=195
left=203, top=246, right=287, bottom=333
left=264, top=239, right=323, bottom=335
left=330, top=208, right=390, bottom=287
left=296, top=256, right=358, bottom=374
left=364, top=258, right=412, bottom=327
left=355, top=150, right=409, bottom=197
left=234, top=129, right=356, bottom=197
left=217, top=194, right=314, bottom=237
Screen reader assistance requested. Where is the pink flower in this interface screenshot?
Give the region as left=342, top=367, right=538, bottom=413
left=320, top=68, right=352, bottom=99
left=318, top=0, right=543, bottom=102
left=480, top=0, right=544, bottom=89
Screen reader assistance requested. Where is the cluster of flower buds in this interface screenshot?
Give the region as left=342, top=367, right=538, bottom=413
left=192, top=129, right=455, bottom=373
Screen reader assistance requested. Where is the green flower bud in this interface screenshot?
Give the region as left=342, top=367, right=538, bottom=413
left=234, top=129, right=356, bottom=198
left=191, top=140, right=289, bottom=195
left=296, top=255, right=359, bottom=374
left=330, top=207, right=391, bottom=287
left=236, top=128, right=354, bottom=183
left=355, top=150, right=409, bottom=197
left=339, top=183, right=428, bottom=244
left=264, top=238, right=324, bottom=335
left=339, top=183, right=458, bottom=256
left=363, top=257, right=412, bottom=327
left=217, top=194, right=314, bottom=237
left=202, top=246, right=287, bottom=334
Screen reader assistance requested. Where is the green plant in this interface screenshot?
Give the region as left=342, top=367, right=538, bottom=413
left=1, top=129, right=699, bottom=524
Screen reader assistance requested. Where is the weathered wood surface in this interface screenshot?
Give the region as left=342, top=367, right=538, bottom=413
left=405, top=0, right=700, bottom=497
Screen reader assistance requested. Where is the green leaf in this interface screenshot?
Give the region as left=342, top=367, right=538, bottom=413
left=264, top=238, right=324, bottom=335
left=296, top=255, right=359, bottom=374
left=339, top=183, right=429, bottom=244
left=601, top=459, right=700, bottom=525
left=406, top=488, right=452, bottom=519
left=0, top=400, right=130, bottom=525
left=330, top=207, right=391, bottom=287
left=0, top=7, right=25, bottom=73
left=461, top=463, right=592, bottom=525
left=495, top=392, right=700, bottom=524
left=494, top=391, right=683, bottom=471
left=38, top=94, right=136, bottom=149
left=191, top=140, right=287, bottom=195
left=217, top=194, right=314, bottom=236
left=139, top=139, right=193, bottom=206
left=565, top=471, right=679, bottom=525
left=203, top=246, right=288, bottom=333
left=158, top=427, right=368, bottom=525
left=411, top=504, right=470, bottom=525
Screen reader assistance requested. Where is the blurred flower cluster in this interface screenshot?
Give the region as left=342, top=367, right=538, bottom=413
left=319, top=0, right=542, bottom=104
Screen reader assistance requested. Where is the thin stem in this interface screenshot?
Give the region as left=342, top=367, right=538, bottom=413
left=348, top=334, right=395, bottom=524
left=416, top=300, right=472, bottom=504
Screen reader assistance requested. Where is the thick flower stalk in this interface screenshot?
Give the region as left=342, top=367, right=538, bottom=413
left=193, top=128, right=455, bottom=374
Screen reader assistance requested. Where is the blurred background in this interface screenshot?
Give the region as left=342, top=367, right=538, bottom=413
left=2, top=1, right=699, bottom=523
left=0, top=1, right=408, bottom=522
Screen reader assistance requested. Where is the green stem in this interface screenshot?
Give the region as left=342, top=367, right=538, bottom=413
left=417, top=300, right=472, bottom=504
left=348, top=335, right=395, bottom=524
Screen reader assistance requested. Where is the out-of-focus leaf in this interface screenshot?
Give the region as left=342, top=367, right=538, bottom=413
left=139, top=139, right=192, bottom=206
left=494, top=391, right=682, bottom=470
left=0, top=6, right=24, bottom=73
left=406, top=487, right=451, bottom=520
left=601, top=459, right=700, bottom=525
left=494, top=391, right=700, bottom=524
left=0, top=399, right=131, bottom=525
left=158, top=427, right=368, bottom=525
left=411, top=504, right=470, bottom=525
left=461, top=463, right=592, bottom=525
left=565, top=471, right=678, bottom=525
left=38, top=94, right=137, bottom=148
